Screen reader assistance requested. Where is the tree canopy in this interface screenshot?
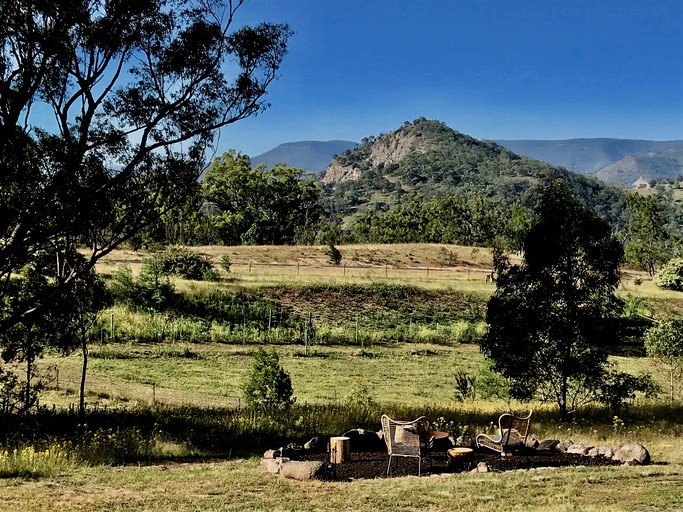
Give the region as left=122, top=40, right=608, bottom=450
left=202, top=150, right=324, bottom=245
left=0, top=0, right=290, bottom=336
left=481, top=180, right=624, bottom=420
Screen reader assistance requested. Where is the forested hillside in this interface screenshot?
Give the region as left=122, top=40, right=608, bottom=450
left=322, top=118, right=627, bottom=228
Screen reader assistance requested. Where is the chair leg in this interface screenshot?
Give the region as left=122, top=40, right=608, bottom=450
left=386, top=455, right=393, bottom=476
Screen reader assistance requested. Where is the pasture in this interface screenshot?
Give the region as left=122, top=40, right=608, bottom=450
left=2, top=243, right=683, bottom=511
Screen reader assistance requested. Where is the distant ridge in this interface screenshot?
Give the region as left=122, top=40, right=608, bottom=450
left=494, top=138, right=683, bottom=175
left=251, top=140, right=358, bottom=173
left=595, top=146, right=683, bottom=186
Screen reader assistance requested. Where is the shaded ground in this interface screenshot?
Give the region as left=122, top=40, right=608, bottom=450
left=302, top=449, right=622, bottom=481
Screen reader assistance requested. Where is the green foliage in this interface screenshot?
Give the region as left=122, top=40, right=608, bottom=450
left=623, top=193, right=669, bottom=276
left=242, top=349, right=295, bottom=410
left=220, top=255, right=232, bottom=273
left=653, top=257, right=683, bottom=291
left=327, top=243, right=342, bottom=265
left=0, top=0, right=291, bottom=356
left=325, top=118, right=628, bottom=240
left=452, top=371, right=477, bottom=402
left=597, top=370, right=661, bottom=413
left=151, top=247, right=217, bottom=281
left=203, top=151, right=324, bottom=245
left=644, top=320, right=683, bottom=401
left=482, top=180, right=625, bottom=420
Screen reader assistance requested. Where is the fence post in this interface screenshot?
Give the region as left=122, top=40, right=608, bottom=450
left=110, top=313, right=114, bottom=341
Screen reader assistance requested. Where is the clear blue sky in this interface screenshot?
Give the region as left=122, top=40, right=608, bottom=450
left=219, top=0, right=683, bottom=157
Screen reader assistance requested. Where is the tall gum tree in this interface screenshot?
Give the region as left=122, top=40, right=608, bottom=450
left=0, top=1, right=291, bottom=336
left=481, top=180, right=624, bottom=420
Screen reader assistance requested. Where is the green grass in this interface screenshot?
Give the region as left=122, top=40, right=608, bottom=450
left=2, top=243, right=681, bottom=509
left=0, top=459, right=681, bottom=511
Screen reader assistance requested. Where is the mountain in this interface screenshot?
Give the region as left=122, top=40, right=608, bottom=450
left=595, top=147, right=683, bottom=186
left=494, top=139, right=683, bottom=175
left=322, top=118, right=626, bottom=225
left=251, top=140, right=358, bottom=173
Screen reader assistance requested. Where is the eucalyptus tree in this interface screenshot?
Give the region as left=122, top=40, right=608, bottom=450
left=623, top=193, right=669, bottom=276
left=0, top=1, right=291, bottom=343
left=202, top=150, right=324, bottom=245
left=481, top=180, right=624, bottom=420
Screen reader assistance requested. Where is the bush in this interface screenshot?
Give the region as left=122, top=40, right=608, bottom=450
left=220, top=254, right=232, bottom=273
left=242, top=349, right=295, bottom=410
left=152, top=247, right=216, bottom=281
left=653, top=257, right=683, bottom=291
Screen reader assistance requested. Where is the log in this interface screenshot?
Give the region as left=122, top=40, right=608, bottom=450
left=330, top=436, right=351, bottom=464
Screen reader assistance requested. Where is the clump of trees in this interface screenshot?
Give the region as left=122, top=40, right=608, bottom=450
left=0, top=0, right=291, bottom=412
left=201, top=151, right=324, bottom=245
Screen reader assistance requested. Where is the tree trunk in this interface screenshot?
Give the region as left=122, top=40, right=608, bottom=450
left=24, top=352, right=33, bottom=413
left=80, top=335, right=88, bottom=417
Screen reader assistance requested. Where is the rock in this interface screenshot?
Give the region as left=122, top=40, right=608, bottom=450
left=260, top=457, right=290, bottom=476
left=476, top=461, right=489, bottom=473
left=525, top=436, right=540, bottom=449
left=263, top=449, right=279, bottom=459
left=536, top=440, right=560, bottom=451
left=566, top=444, right=591, bottom=455
left=599, top=447, right=615, bottom=459
left=622, top=459, right=639, bottom=467
left=279, top=461, right=325, bottom=480
left=341, top=429, right=385, bottom=452
left=614, top=443, right=650, bottom=465
left=587, top=447, right=600, bottom=457
left=557, top=439, right=574, bottom=452
left=303, top=436, right=325, bottom=453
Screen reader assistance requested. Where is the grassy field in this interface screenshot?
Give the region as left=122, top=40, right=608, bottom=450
left=0, top=462, right=682, bottom=512
left=2, top=243, right=683, bottom=511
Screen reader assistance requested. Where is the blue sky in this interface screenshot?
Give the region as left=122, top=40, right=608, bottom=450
left=219, top=0, right=683, bottom=157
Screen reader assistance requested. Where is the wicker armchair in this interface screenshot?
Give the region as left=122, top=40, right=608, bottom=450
left=476, top=410, right=533, bottom=457
left=380, top=414, right=430, bottom=476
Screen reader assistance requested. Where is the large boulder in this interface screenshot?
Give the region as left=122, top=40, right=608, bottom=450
left=279, top=461, right=325, bottom=480
left=613, top=443, right=650, bottom=465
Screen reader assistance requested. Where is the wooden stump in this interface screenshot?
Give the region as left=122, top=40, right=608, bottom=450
left=330, top=436, right=351, bottom=464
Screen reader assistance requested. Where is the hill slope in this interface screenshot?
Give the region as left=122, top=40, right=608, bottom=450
left=595, top=147, right=683, bottom=186
left=251, top=140, right=358, bottom=173
left=322, top=118, right=626, bottom=225
left=494, top=138, right=683, bottom=175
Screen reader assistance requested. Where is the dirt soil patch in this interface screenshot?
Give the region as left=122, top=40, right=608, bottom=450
left=301, top=449, right=622, bottom=480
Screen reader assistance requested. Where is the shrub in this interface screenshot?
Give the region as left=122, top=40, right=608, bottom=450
left=152, top=247, right=216, bottom=281
left=327, top=242, right=342, bottom=265
left=220, top=254, right=232, bottom=274
left=653, top=257, right=683, bottom=291
left=242, top=349, right=295, bottom=410
left=453, top=371, right=477, bottom=402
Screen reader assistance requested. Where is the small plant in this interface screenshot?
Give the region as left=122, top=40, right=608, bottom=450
left=453, top=370, right=477, bottom=402
left=612, top=415, right=625, bottom=435
left=220, top=254, right=232, bottom=273
left=242, top=348, right=295, bottom=410
left=327, top=242, right=342, bottom=265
